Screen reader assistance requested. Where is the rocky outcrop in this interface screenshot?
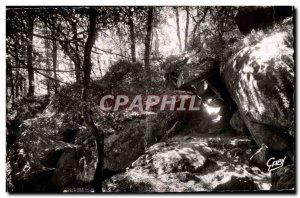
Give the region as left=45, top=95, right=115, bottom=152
left=48, top=126, right=97, bottom=191
left=103, top=136, right=271, bottom=192
left=6, top=96, right=50, bottom=150
left=271, top=164, right=294, bottom=190
left=7, top=92, right=183, bottom=191
left=104, top=111, right=179, bottom=171
left=6, top=117, right=78, bottom=192
left=249, top=144, right=270, bottom=171
left=230, top=110, right=247, bottom=134
left=221, top=19, right=294, bottom=151
left=214, top=176, right=259, bottom=191
left=177, top=57, right=219, bottom=90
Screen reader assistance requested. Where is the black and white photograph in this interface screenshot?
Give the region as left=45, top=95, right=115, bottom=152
left=5, top=5, right=295, bottom=193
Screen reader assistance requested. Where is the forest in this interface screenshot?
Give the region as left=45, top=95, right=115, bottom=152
left=6, top=6, right=295, bottom=193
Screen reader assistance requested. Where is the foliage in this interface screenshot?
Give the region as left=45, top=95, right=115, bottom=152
left=91, top=60, right=165, bottom=94
left=225, top=17, right=294, bottom=63
left=188, top=6, right=240, bottom=64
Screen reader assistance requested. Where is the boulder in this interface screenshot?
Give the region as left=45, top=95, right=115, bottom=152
left=221, top=20, right=294, bottom=151
left=6, top=112, right=91, bottom=192
left=177, top=57, right=219, bottom=89
left=49, top=148, right=78, bottom=191
left=103, top=137, right=271, bottom=192
left=7, top=126, right=77, bottom=192
left=214, top=176, right=259, bottom=191
left=104, top=111, right=179, bottom=171
left=271, top=164, right=294, bottom=190
left=48, top=125, right=99, bottom=191
left=249, top=144, right=269, bottom=171
left=6, top=95, right=50, bottom=150
left=230, top=110, right=247, bottom=134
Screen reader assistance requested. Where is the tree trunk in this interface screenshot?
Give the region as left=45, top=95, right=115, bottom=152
left=52, top=36, right=58, bottom=93
left=73, top=61, right=82, bottom=83
left=128, top=7, right=136, bottom=62
left=71, top=22, right=82, bottom=83
left=44, top=37, right=51, bottom=95
left=153, top=8, right=159, bottom=57
left=175, top=7, right=182, bottom=52
left=27, top=14, right=35, bottom=97
left=191, top=7, right=208, bottom=46
left=97, top=56, right=103, bottom=78
left=9, top=69, right=14, bottom=103
left=144, top=7, right=154, bottom=84
left=184, top=7, right=190, bottom=51
left=81, top=8, right=104, bottom=193
left=15, top=73, right=19, bottom=99
left=13, top=41, right=19, bottom=101
left=154, top=29, right=159, bottom=57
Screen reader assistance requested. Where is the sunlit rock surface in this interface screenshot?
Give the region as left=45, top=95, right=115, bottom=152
left=103, top=136, right=271, bottom=192
left=221, top=19, right=294, bottom=151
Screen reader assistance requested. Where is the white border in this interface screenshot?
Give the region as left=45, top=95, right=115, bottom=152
left=1, top=1, right=299, bottom=198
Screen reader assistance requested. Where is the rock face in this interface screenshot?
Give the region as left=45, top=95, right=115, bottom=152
left=48, top=127, right=97, bottom=191
left=6, top=96, right=50, bottom=150
left=214, top=176, right=259, bottom=191
left=271, top=164, right=294, bottom=190
left=104, top=111, right=179, bottom=171
left=249, top=144, right=270, bottom=171
left=7, top=94, right=182, bottom=191
left=103, top=137, right=271, bottom=192
left=221, top=19, right=294, bottom=151
left=235, top=6, right=293, bottom=35
left=6, top=117, right=79, bottom=192
left=177, top=57, right=219, bottom=89
left=230, top=110, right=247, bottom=134
left=7, top=113, right=98, bottom=191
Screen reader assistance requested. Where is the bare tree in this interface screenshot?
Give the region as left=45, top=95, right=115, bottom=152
left=81, top=8, right=104, bottom=193
left=184, top=7, right=190, bottom=51
left=144, top=7, right=154, bottom=83
left=174, top=7, right=182, bottom=52
left=128, top=7, right=136, bottom=62
left=52, top=35, right=58, bottom=93
left=26, top=12, right=35, bottom=97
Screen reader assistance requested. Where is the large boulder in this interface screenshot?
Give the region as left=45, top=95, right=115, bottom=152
left=6, top=96, right=50, bottom=150
left=6, top=117, right=78, bottom=192
left=214, top=176, right=259, bottom=191
left=8, top=82, right=196, bottom=192
left=177, top=57, right=219, bottom=89
left=271, top=164, right=294, bottom=190
left=103, top=137, right=271, bottom=192
left=6, top=96, right=96, bottom=192
left=230, top=110, right=247, bottom=134
left=48, top=126, right=97, bottom=191
left=104, top=111, right=179, bottom=171
left=221, top=18, right=294, bottom=151
left=249, top=144, right=270, bottom=171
